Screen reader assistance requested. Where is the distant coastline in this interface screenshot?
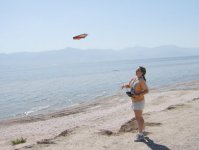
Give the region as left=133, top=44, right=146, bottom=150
left=1, top=45, right=199, bottom=63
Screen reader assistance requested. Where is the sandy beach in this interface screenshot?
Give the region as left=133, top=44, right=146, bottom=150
left=0, top=80, right=199, bottom=150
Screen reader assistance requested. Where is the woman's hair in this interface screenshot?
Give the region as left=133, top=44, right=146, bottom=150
left=139, top=66, right=146, bottom=81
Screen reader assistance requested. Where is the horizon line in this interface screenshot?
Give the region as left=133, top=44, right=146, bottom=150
left=1, top=44, right=199, bottom=55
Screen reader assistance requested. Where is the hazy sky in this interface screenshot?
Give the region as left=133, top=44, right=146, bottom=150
left=0, top=0, right=199, bottom=53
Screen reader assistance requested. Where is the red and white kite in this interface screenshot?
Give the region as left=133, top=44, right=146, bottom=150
left=73, top=34, right=88, bottom=40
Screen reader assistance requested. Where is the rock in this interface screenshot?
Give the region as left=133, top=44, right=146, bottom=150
left=119, top=118, right=138, bottom=133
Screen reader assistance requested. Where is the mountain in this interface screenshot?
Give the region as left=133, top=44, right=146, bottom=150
left=0, top=45, right=199, bottom=65
left=121, top=45, right=199, bottom=58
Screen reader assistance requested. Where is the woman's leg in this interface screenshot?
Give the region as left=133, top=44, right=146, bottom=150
left=140, top=116, right=145, bottom=132
left=134, top=110, right=144, bottom=133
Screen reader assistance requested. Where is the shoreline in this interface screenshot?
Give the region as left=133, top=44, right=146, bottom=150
left=1, top=79, right=199, bottom=126
left=0, top=92, right=124, bottom=127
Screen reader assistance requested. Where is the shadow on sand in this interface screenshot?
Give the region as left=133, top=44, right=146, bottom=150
left=142, top=136, right=170, bottom=150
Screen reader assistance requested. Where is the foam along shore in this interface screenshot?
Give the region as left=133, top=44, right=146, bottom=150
left=0, top=80, right=199, bottom=150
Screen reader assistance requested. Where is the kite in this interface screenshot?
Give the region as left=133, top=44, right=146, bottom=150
left=73, top=34, right=88, bottom=40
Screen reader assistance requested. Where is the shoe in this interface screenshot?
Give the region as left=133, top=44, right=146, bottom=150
left=134, top=134, right=145, bottom=142
left=143, top=131, right=147, bottom=136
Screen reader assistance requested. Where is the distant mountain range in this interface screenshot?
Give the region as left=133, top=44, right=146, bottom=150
left=0, top=45, right=199, bottom=64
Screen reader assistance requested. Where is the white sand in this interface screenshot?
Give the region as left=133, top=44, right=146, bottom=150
left=0, top=81, right=199, bottom=150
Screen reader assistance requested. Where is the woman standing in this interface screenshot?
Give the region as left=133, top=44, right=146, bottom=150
left=122, top=66, right=149, bottom=142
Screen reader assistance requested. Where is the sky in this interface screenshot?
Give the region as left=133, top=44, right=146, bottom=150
left=0, top=0, right=199, bottom=53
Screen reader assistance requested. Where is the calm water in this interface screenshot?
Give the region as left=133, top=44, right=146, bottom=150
left=0, top=56, right=199, bottom=120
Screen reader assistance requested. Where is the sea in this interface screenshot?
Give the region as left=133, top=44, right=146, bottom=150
left=0, top=56, right=199, bottom=120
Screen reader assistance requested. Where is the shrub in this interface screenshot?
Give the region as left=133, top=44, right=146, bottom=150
left=11, top=137, right=27, bottom=145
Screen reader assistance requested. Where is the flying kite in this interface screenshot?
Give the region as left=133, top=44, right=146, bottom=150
left=73, top=33, right=88, bottom=40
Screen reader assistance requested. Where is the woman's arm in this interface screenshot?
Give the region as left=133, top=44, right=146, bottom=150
left=121, top=77, right=136, bottom=89
left=128, top=77, right=135, bottom=85
left=121, top=84, right=130, bottom=89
